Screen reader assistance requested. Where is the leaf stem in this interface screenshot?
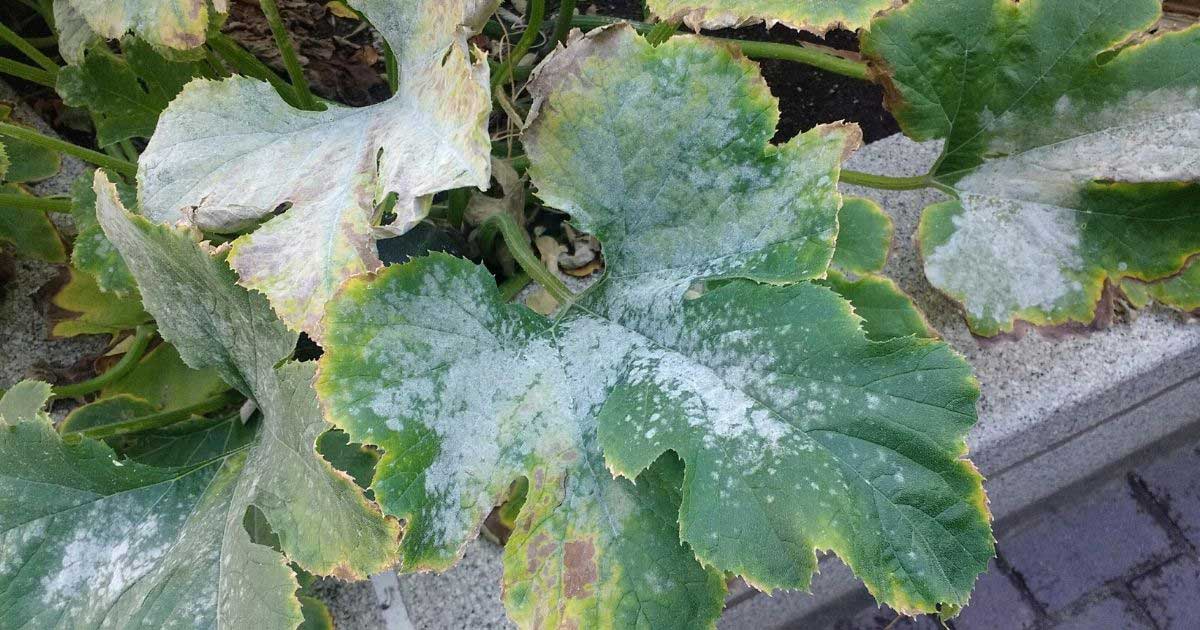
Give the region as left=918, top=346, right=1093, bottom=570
left=0, top=122, right=137, bottom=176
left=840, top=169, right=932, bottom=191
left=0, top=192, right=71, bottom=212
left=207, top=32, right=302, bottom=106
left=258, top=0, right=318, bottom=109
left=483, top=212, right=573, bottom=304
left=550, top=0, right=576, bottom=47
left=52, top=326, right=156, bottom=399
left=383, top=41, right=398, bottom=94
left=0, top=22, right=59, bottom=74
left=570, top=15, right=871, bottom=81
left=492, top=0, right=545, bottom=88
left=68, top=390, right=244, bottom=440
left=0, top=56, right=55, bottom=87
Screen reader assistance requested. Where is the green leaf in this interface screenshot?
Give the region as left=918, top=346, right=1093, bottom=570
left=316, top=26, right=990, bottom=626
left=69, top=171, right=139, bottom=295
left=1121, top=257, right=1200, bottom=312
left=647, top=0, right=898, bottom=32
left=101, top=342, right=228, bottom=409
left=137, top=0, right=496, bottom=338
left=0, top=184, right=66, bottom=262
left=0, top=142, right=8, bottom=180
left=59, top=392, right=158, bottom=434
left=50, top=267, right=151, bottom=337
left=822, top=270, right=934, bottom=341
left=57, top=38, right=207, bottom=147
left=862, top=0, right=1200, bottom=336
left=0, top=104, right=61, bottom=184
left=298, top=595, right=336, bottom=630
left=52, top=0, right=223, bottom=63
left=0, top=171, right=405, bottom=627
left=833, top=196, right=892, bottom=275
left=0, top=380, right=52, bottom=422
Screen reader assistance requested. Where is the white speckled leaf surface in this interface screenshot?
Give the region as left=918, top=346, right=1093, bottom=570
left=52, top=0, right=226, bottom=63
left=648, top=0, right=898, bottom=33
left=316, top=26, right=991, bottom=627
left=137, top=0, right=495, bottom=338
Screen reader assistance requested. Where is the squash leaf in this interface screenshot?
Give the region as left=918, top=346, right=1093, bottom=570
left=863, top=0, right=1200, bottom=335
left=138, top=0, right=495, bottom=338
left=647, top=0, right=899, bottom=33
left=0, top=171, right=402, bottom=628
left=316, top=26, right=991, bottom=627
left=0, top=184, right=66, bottom=263
left=52, top=0, right=225, bottom=64
left=50, top=267, right=151, bottom=337
left=69, top=171, right=138, bottom=296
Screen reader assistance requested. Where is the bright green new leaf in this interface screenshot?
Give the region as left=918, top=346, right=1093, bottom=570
left=50, top=268, right=150, bottom=337
left=0, top=184, right=66, bottom=263
left=317, top=26, right=990, bottom=626
left=57, top=38, right=207, bottom=147
left=138, top=0, right=495, bottom=338
left=0, top=171, right=405, bottom=627
left=647, top=0, right=897, bottom=32
left=863, top=0, right=1200, bottom=336
left=52, top=0, right=225, bottom=64
left=69, top=171, right=138, bottom=295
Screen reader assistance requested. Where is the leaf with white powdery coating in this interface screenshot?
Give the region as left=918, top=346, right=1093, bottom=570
left=647, top=0, right=898, bottom=33
left=0, top=171, right=408, bottom=628
left=138, top=0, right=495, bottom=338
left=51, top=0, right=225, bottom=64
left=316, top=25, right=990, bottom=627
left=863, top=0, right=1200, bottom=336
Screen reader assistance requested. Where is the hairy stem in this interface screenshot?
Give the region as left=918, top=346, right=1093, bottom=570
left=68, top=391, right=244, bottom=440
left=492, top=0, right=545, bottom=89
left=840, top=169, right=932, bottom=191
left=53, top=326, right=156, bottom=399
left=570, top=15, right=871, bottom=81
left=0, top=56, right=55, bottom=87
left=0, top=192, right=71, bottom=212
left=0, top=121, right=137, bottom=176
left=550, top=0, right=576, bottom=47
left=207, top=32, right=302, bottom=106
left=0, top=22, right=58, bottom=74
left=258, top=0, right=317, bottom=109
left=484, top=212, right=573, bottom=304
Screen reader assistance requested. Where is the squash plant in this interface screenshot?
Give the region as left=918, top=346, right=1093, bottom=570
left=0, top=0, right=1195, bottom=627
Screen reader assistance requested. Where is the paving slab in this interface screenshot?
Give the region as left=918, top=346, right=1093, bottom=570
left=1052, top=595, right=1155, bottom=630
left=952, top=559, right=1039, bottom=630
left=1129, top=554, right=1200, bottom=630
left=1136, top=443, right=1200, bottom=549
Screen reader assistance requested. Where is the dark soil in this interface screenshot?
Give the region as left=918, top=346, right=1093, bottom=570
left=582, top=1, right=899, bottom=143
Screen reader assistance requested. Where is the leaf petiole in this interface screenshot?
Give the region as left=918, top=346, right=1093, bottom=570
left=0, top=121, right=138, bottom=175
left=258, top=0, right=318, bottom=109
left=549, top=0, right=576, bottom=48
left=65, top=391, right=245, bottom=440
left=483, top=212, right=574, bottom=304
left=840, top=169, right=933, bottom=191
left=0, top=192, right=71, bottom=212
left=206, top=32, right=302, bottom=107
left=0, top=22, right=59, bottom=74
left=491, top=0, right=545, bottom=89
left=0, top=56, right=55, bottom=88
left=53, top=325, right=156, bottom=399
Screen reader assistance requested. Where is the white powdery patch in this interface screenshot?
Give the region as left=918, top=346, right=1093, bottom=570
left=925, top=194, right=1085, bottom=321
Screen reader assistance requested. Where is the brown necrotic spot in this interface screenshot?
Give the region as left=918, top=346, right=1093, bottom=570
left=562, top=540, right=598, bottom=599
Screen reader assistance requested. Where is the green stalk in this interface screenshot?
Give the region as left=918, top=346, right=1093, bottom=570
left=447, top=188, right=470, bottom=228
left=119, top=139, right=139, bottom=163
left=483, top=212, right=573, bottom=304
left=0, top=22, right=59, bottom=74
left=840, top=169, right=932, bottom=191
left=492, top=0, right=545, bottom=88
left=550, top=0, right=576, bottom=47
left=0, top=122, right=137, bottom=176
left=570, top=15, right=871, bottom=81
left=258, top=0, right=317, bottom=109
left=52, top=326, right=155, bottom=399
left=0, top=56, right=55, bottom=87
left=383, top=41, right=398, bottom=94
left=0, top=192, right=71, bottom=212
left=69, top=391, right=244, bottom=440
left=207, top=32, right=301, bottom=105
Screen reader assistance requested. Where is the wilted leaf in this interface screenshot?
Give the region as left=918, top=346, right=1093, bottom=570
left=52, top=0, right=226, bottom=63
left=50, top=267, right=150, bottom=337
left=863, top=0, right=1200, bottom=335
left=317, top=26, right=990, bottom=627
left=138, top=0, right=496, bottom=337
left=0, top=171, right=403, bottom=628
left=57, top=38, right=208, bottom=147
left=0, top=184, right=66, bottom=263
left=647, top=0, right=899, bottom=32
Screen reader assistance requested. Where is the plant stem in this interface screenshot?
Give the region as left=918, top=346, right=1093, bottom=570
left=258, top=0, right=317, bottom=109
left=0, top=22, right=59, bottom=74
left=550, top=0, right=576, bottom=47
left=492, top=0, right=545, bottom=89
left=69, top=390, right=244, bottom=440
left=840, top=169, right=932, bottom=191
left=383, top=41, right=398, bottom=94
left=447, top=188, right=469, bottom=228
left=207, top=32, right=301, bottom=106
left=0, top=122, right=138, bottom=176
left=52, top=326, right=155, bottom=399
left=0, top=56, right=55, bottom=87
left=483, top=212, right=573, bottom=304
left=0, top=192, right=71, bottom=212
left=570, top=15, right=871, bottom=81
